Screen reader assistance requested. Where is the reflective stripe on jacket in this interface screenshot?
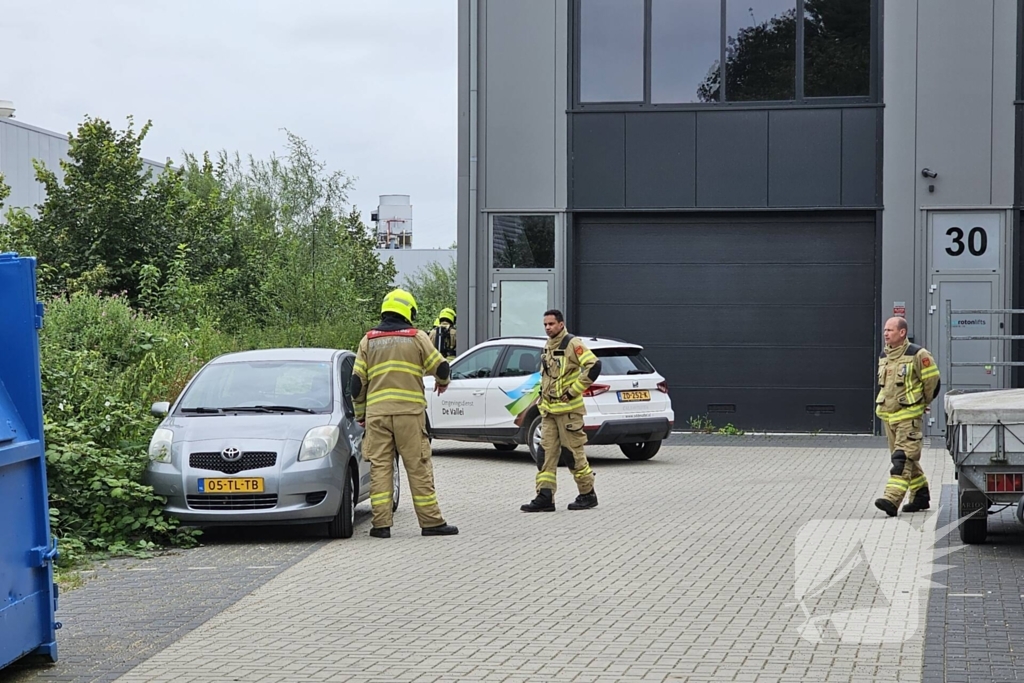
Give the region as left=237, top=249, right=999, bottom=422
left=539, top=330, right=599, bottom=415
left=353, top=328, right=448, bottom=420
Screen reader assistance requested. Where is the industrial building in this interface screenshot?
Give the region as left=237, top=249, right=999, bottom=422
left=0, top=103, right=164, bottom=216
left=456, top=0, right=1022, bottom=434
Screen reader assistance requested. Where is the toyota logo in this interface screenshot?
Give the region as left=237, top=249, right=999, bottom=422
left=221, top=447, right=242, bottom=462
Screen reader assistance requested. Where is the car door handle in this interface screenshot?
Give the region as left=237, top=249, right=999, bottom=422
left=472, top=391, right=486, bottom=396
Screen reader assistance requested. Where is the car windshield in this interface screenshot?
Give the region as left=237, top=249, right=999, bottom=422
left=593, top=348, right=655, bottom=375
left=177, top=360, right=334, bottom=413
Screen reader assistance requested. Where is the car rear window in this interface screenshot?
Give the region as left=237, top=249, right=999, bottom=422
left=593, top=348, right=655, bottom=375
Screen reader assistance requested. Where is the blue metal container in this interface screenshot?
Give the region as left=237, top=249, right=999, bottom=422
left=0, top=252, right=59, bottom=669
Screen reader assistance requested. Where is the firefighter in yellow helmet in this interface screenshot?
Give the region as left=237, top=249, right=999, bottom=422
left=351, top=289, right=458, bottom=537
left=521, top=309, right=602, bottom=512
left=874, top=316, right=941, bottom=517
left=428, top=307, right=458, bottom=360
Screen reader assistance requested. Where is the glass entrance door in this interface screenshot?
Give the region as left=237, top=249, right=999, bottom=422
left=491, top=275, right=554, bottom=338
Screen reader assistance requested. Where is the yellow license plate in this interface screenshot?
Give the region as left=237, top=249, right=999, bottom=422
left=618, top=390, right=651, bottom=402
left=198, top=477, right=264, bottom=494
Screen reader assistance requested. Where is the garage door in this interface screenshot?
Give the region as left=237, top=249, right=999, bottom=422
left=574, top=214, right=877, bottom=433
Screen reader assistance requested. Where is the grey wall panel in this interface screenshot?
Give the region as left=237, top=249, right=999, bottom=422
left=624, top=112, right=696, bottom=208
left=554, top=0, right=568, bottom=210
left=841, top=108, right=879, bottom=206
left=991, top=0, right=1017, bottom=207
left=768, top=109, right=842, bottom=207
left=483, top=0, right=556, bottom=210
left=574, top=214, right=876, bottom=432
left=881, top=0, right=919, bottom=332
left=695, top=111, right=768, bottom=207
left=915, top=0, right=995, bottom=209
left=572, top=113, right=625, bottom=208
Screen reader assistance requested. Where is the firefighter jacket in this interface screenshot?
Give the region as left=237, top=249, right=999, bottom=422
left=875, top=340, right=941, bottom=424
left=352, top=317, right=450, bottom=421
left=428, top=322, right=457, bottom=360
left=540, top=330, right=600, bottom=416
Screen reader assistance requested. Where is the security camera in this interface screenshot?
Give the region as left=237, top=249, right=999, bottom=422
left=921, top=168, right=938, bottom=179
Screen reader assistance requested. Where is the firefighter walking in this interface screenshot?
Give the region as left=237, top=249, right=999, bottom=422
left=521, top=309, right=602, bottom=512
left=874, top=316, right=941, bottom=517
left=429, top=307, right=458, bottom=360
left=351, top=289, right=459, bottom=537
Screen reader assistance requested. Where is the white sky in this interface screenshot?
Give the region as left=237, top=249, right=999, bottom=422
left=0, top=0, right=458, bottom=248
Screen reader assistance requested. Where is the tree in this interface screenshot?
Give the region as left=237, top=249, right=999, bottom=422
left=214, top=132, right=395, bottom=330
left=25, top=116, right=173, bottom=298
left=402, top=257, right=457, bottom=329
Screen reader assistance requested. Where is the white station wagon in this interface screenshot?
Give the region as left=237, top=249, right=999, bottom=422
left=425, top=336, right=674, bottom=462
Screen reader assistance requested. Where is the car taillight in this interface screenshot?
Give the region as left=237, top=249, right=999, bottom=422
left=583, top=384, right=610, bottom=397
left=987, top=473, right=1024, bottom=493
left=656, top=381, right=669, bottom=394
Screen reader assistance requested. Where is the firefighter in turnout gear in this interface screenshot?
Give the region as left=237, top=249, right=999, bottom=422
left=428, top=307, right=457, bottom=360
left=874, top=317, right=941, bottom=517
left=351, top=289, right=459, bottom=538
left=521, top=309, right=602, bottom=512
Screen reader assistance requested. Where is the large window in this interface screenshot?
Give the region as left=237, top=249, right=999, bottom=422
left=579, top=0, right=645, bottom=102
left=578, top=0, right=873, bottom=105
left=492, top=215, right=555, bottom=269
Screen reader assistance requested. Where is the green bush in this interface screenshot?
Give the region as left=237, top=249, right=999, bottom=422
left=39, top=293, right=230, bottom=564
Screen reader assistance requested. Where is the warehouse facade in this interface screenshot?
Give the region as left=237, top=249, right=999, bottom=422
left=457, top=0, right=1020, bottom=434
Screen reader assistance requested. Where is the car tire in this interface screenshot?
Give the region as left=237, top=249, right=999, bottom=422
left=493, top=443, right=518, bottom=452
left=527, top=414, right=544, bottom=468
left=392, top=455, right=401, bottom=512
left=619, top=440, right=662, bottom=461
left=327, top=465, right=356, bottom=539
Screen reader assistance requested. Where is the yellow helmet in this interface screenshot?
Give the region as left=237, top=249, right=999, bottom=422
left=381, top=289, right=418, bottom=322
left=438, top=307, right=456, bottom=325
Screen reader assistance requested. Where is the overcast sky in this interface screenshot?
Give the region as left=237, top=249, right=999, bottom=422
left=0, top=0, right=458, bottom=248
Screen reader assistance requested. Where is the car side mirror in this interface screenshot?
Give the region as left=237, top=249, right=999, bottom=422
left=151, top=401, right=170, bottom=418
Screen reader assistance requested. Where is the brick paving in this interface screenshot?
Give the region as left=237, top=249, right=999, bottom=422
left=0, top=526, right=328, bottom=683
left=13, top=435, right=1013, bottom=683
left=924, top=483, right=1024, bottom=683
left=90, top=435, right=953, bottom=683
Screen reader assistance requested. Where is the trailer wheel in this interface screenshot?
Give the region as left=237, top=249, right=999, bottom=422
left=958, top=486, right=988, bottom=544
left=959, top=517, right=987, bottom=544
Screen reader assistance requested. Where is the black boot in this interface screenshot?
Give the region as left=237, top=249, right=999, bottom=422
left=520, top=489, right=555, bottom=512
left=874, top=498, right=898, bottom=517
left=902, top=487, right=931, bottom=513
left=421, top=523, right=459, bottom=536
left=369, top=527, right=391, bottom=538
left=568, top=490, right=598, bottom=510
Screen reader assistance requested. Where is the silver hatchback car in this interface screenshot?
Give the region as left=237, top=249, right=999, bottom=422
left=143, top=348, right=399, bottom=538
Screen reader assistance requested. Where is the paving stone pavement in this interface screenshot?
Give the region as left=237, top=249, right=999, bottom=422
left=63, top=434, right=951, bottom=683
left=0, top=526, right=330, bottom=683
left=924, top=483, right=1024, bottom=683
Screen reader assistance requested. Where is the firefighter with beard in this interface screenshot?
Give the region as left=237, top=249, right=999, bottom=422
left=521, top=309, right=602, bottom=513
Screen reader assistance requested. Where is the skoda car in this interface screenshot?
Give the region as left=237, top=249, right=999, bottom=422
left=143, top=348, right=399, bottom=538
left=424, top=336, right=674, bottom=462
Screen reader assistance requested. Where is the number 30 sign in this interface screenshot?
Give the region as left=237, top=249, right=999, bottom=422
left=931, top=213, right=1000, bottom=271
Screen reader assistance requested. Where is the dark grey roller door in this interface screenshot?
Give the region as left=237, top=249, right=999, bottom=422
left=574, top=214, right=877, bottom=433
